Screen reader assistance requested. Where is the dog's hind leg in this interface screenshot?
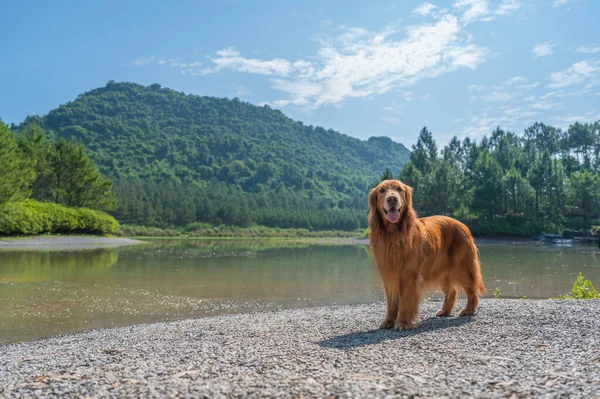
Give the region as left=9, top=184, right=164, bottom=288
left=458, top=245, right=484, bottom=316
left=436, top=285, right=457, bottom=317
left=459, top=286, right=480, bottom=316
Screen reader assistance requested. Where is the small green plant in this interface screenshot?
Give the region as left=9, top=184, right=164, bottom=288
left=558, top=272, right=600, bottom=299
left=493, top=287, right=500, bottom=298
left=520, top=295, right=527, bottom=300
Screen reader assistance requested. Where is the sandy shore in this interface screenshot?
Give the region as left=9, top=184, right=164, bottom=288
left=1, top=299, right=599, bottom=398
left=0, top=236, right=144, bottom=250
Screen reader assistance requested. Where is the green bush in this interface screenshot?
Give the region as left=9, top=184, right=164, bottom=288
left=557, top=272, right=600, bottom=300
left=0, top=200, right=118, bottom=235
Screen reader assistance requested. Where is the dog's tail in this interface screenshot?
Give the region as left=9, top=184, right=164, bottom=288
left=469, top=239, right=486, bottom=296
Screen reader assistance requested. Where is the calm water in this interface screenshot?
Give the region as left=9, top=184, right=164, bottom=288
left=1, top=239, right=599, bottom=344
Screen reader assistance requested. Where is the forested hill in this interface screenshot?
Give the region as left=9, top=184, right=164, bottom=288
left=21, top=81, right=409, bottom=195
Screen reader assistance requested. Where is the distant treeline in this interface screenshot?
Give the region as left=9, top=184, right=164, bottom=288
left=395, top=122, right=600, bottom=236
left=112, top=179, right=367, bottom=231
left=4, top=114, right=600, bottom=236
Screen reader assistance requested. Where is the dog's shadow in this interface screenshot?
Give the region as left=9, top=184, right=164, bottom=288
left=317, top=316, right=474, bottom=350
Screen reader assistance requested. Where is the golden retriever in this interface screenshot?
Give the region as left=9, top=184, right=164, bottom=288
left=368, top=179, right=486, bottom=330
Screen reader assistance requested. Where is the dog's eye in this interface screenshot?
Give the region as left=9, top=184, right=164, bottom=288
left=396, top=187, right=403, bottom=192
left=379, top=188, right=385, bottom=193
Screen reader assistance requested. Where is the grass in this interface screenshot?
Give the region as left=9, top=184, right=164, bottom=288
left=493, top=287, right=500, bottom=298
left=117, top=224, right=365, bottom=239
left=557, top=272, right=600, bottom=299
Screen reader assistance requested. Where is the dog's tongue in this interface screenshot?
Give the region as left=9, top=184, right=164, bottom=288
left=386, top=208, right=400, bottom=223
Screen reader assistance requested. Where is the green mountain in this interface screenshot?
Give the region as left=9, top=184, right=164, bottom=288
left=18, top=81, right=411, bottom=230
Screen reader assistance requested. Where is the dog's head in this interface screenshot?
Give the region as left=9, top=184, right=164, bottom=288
left=368, top=179, right=414, bottom=225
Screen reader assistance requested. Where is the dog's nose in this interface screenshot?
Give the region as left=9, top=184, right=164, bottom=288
left=386, top=196, right=398, bottom=204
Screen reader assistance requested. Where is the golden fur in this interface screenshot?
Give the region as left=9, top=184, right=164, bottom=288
left=368, top=179, right=486, bottom=330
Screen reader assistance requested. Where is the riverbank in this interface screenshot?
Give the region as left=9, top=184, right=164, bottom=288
left=117, top=224, right=366, bottom=239
left=2, top=299, right=598, bottom=398
left=0, top=236, right=144, bottom=250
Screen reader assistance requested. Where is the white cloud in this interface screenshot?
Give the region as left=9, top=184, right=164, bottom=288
left=448, top=0, right=521, bottom=25
left=382, top=116, right=402, bottom=124
left=458, top=74, right=570, bottom=139
left=401, top=91, right=414, bottom=102
left=552, top=0, right=576, bottom=7
left=453, top=0, right=490, bottom=24
left=132, top=56, right=155, bottom=67
left=197, top=13, right=489, bottom=109
left=413, top=2, right=437, bottom=16
left=532, top=42, right=554, bottom=59
left=468, top=75, right=539, bottom=103
left=504, top=76, right=527, bottom=85
left=457, top=61, right=599, bottom=139
left=554, top=113, right=599, bottom=130
left=573, top=44, right=600, bottom=54
left=532, top=101, right=563, bottom=110
left=384, top=102, right=404, bottom=114
left=461, top=106, right=539, bottom=138
left=495, top=0, right=522, bottom=15
left=548, top=60, right=600, bottom=88
left=203, top=47, right=293, bottom=76
left=136, top=2, right=523, bottom=111
left=232, top=86, right=253, bottom=97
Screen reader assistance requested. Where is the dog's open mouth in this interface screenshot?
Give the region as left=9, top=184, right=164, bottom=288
left=384, top=207, right=400, bottom=223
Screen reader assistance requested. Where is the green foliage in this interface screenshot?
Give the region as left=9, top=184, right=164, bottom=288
left=117, top=223, right=363, bottom=238
left=558, top=272, right=600, bottom=299
left=400, top=122, right=600, bottom=236
left=20, top=81, right=409, bottom=200
left=493, top=287, right=500, bottom=298
left=0, top=121, right=36, bottom=203
left=48, top=138, right=116, bottom=210
left=9, top=81, right=600, bottom=235
left=0, top=200, right=119, bottom=235
left=111, top=178, right=367, bottom=231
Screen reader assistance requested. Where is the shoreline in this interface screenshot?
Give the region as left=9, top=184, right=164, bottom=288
left=1, top=234, right=595, bottom=249
left=0, top=236, right=145, bottom=250
left=2, top=299, right=598, bottom=398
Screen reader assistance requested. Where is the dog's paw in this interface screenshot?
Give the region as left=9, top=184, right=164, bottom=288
left=458, top=308, right=475, bottom=317
left=379, top=319, right=394, bottom=329
left=436, top=309, right=451, bottom=317
left=394, top=320, right=418, bottom=331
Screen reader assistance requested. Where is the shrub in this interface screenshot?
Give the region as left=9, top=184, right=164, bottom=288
left=557, top=272, right=600, bottom=300
left=0, top=200, right=119, bottom=235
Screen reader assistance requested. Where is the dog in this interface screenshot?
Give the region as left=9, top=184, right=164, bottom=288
left=367, top=179, right=486, bottom=330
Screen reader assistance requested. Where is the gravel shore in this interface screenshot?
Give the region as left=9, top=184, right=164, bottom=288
left=2, top=299, right=599, bottom=398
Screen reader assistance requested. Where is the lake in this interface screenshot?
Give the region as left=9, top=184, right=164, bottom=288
left=1, top=238, right=599, bottom=344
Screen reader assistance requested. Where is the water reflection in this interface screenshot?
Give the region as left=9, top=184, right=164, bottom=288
left=1, top=239, right=599, bottom=344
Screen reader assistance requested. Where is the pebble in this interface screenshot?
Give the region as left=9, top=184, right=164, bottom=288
left=1, top=299, right=599, bottom=398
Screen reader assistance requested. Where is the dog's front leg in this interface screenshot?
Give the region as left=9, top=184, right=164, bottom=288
left=379, top=280, right=398, bottom=329
left=395, top=277, right=421, bottom=331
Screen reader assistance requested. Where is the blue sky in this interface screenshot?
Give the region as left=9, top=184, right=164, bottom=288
left=1, top=0, right=599, bottom=147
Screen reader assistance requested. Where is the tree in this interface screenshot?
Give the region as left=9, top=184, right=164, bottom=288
left=503, top=167, right=534, bottom=216
left=48, top=138, right=116, bottom=210
left=470, top=150, right=505, bottom=218
left=566, top=170, right=600, bottom=225
left=17, top=124, right=53, bottom=202
left=0, top=121, right=35, bottom=203
left=411, top=127, right=438, bottom=174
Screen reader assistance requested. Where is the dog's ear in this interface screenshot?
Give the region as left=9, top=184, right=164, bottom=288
left=368, top=186, right=379, bottom=211
left=368, top=186, right=382, bottom=230
left=403, top=184, right=414, bottom=210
